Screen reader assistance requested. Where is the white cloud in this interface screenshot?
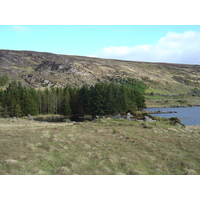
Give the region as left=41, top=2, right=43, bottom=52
left=92, top=31, right=200, bottom=64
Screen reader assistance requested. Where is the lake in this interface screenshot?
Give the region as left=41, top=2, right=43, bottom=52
left=146, top=106, right=200, bottom=126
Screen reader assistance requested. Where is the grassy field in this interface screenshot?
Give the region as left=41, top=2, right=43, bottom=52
left=0, top=118, right=200, bottom=175
left=145, top=94, right=200, bottom=107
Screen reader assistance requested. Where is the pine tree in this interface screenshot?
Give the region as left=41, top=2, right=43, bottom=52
left=22, top=89, right=39, bottom=116
left=62, top=87, right=71, bottom=116
left=104, top=83, right=117, bottom=115
left=15, top=104, right=22, bottom=117
left=116, top=85, right=128, bottom=113
left=77, top=84, right=90, bottom=115
left=134, top=90, right=146, bottom=110
left=89, top=84, right=105, bottom=116
left=51, top=88, right=58, bottom=114
left=68, top=86, right=78, bottom=115
left=57, top=87, right=67, bottom=115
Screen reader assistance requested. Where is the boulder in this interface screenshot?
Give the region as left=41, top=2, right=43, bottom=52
left=175, top=123, right=182, bottom=127
left=112, top=113, right=125, bottom=120
left=27, top=114, right=33, bottom=120
left=126, top=112, right=134, bottom=120
left=144, top=116, right=156, bottom=122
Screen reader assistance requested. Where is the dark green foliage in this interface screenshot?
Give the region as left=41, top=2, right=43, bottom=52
left=3, top=82, right=23, bottom=117
left=22, top=89, right=39, bottom=116
left=77, top=84, right=90, bottom=115
left=110, top=77, right=147, bottom=94
left=104, top=83, right=118, bottom=114
left=0, top=82, right=39, bottom=117
left=0, top=74, right=9, bottom=86
left=0, top=81, right=146, bottom=117
left=88, top=84, right=105, bottom=116
left=84, top=82, right=146, bottom=116
left=62, top=87, right=71, bottom=116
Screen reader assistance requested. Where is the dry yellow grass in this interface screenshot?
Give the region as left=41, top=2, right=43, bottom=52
left=0, top=118, right=200, bottom=175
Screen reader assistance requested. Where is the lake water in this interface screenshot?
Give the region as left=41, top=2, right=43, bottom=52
left=146, top=106, right=200, bottom=126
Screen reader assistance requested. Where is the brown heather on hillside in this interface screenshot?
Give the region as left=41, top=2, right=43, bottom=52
left=0, top=49, right=200, bottom=94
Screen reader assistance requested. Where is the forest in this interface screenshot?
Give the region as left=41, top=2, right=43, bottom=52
left=0, top=80, right=146, bottom=117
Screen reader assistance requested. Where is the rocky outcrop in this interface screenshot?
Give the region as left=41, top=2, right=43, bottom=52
left=36, top=60, right=76, bottom=74
left=111, top=112, right=156, bottom=122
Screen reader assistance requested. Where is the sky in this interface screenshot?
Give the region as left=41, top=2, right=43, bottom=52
left=1, top=25, right=200, bottom=65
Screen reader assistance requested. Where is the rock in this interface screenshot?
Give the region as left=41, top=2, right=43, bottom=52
left=175, top=123, right=182, bottom=127
left=185, top=169, right=198, bottom=175
left=144, top=116, right=156, bottom=122
left=4, top=159, right=18, bottom=165
left=112, top=113, right=125, bottom=120
left=27, top=114, right=33, bottom=120
left=151, top=92, right=156, bottom=95
left=42, top=79, right=51, bottom=85
left=126, top=112, right=134, bottom=120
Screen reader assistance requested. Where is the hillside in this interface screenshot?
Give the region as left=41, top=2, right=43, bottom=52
left=0, top=49, right=200, bottom=95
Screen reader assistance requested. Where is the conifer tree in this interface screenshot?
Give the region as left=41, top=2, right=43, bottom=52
left=77, top=84, right=90, bottom=115
left=22, top=89, right=39, bottom=115
left=56, top=88, right=63, bottom=114
left=62, top=87, right=71, bottom=116
left=89, top=84, right=105, bottom=116
left=15, top=104, right=22, bottom=117
left=116, top=85, right=128, bottom=112
left=51, top=88, right=58, bottom=114
left=68, top=86, right=78, bottom=115
left=104, top=83, right=117, bottom=115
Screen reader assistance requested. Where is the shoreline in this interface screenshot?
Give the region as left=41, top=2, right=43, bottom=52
left=146, top=104, right=200, bottom=108
left=146, top=106, right=200, bottom=126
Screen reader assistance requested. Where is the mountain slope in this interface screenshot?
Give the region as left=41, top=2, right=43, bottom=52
left=0, top=49, right=200, bottom=94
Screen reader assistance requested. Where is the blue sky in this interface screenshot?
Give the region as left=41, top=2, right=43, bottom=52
left=1, top=25, right=200, bottom=64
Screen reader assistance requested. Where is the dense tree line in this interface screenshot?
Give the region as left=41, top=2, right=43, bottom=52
left=0, top=81, right=146, bottom=117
